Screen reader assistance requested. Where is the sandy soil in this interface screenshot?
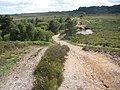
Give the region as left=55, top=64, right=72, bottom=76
left=53, top=35, right=120, bottom=90
left=0, top=46, right=48, bottom=90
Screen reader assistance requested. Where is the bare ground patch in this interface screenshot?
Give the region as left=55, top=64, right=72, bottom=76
left=0, top=46, right=48, bottom=90
left=53, top=35, right=120, bottom=90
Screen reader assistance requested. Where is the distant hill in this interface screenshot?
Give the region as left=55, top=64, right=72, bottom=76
left=75, top=4, right=120, bottom=14
left=4, top=4, right=120, bottom=20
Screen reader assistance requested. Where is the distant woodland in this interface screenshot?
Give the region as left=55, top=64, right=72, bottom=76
left=75, top=4, right=120, bottom=14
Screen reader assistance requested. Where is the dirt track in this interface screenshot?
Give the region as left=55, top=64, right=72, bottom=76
left=0, top=46, right=48, bottom=90
left=53, top=35, right=120, bottom=90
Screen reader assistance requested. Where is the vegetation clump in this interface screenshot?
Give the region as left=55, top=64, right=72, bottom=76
left=0, top=15, right=55, bottom=41
left=0, top=42, right=28, bottom=79
left=63, top=16, right=120, bottom=56
left=32, top=45, right=69, bottom=90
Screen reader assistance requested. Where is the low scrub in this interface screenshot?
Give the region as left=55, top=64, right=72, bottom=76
left=0, top=41, right=27, bottom=54
left=32, top=45, right=69, bottom=90
left=18, top=41, right=52, bottom=45
left=63, top=16, right=120, bottom=56
left=0, top=41, right=52, bottom=54
left=0, top=47, right=28, bottom=79
left=82, top=46, right=120, bottom=57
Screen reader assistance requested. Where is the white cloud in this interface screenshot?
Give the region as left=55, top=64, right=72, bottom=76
left=0, top=0, right=119, bottom=14
left=0, top=0, right=33, bottom=4
left=0, top=0, right=57, bottom=14
left=109, top=0, right=120, bottom=3
left=61, top=0, right=118, bottom=10
left=21, top=0, right=57, bottom=12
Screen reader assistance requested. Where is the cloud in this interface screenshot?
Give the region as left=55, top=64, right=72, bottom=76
left=0, top=1, right=31, bottom=6
left=109, top=0, right=120, bottom=3
left=0, top=0, right=120, bottom=14
left=0, top=0, right=57, bottom=14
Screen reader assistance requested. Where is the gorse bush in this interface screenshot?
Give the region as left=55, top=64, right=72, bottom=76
left=33, top=45, right=69, bottom=90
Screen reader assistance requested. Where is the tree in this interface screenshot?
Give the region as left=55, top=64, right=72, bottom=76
left=35, top=17, right=39, bottom=26
left=59, top=18, right=64, bottom=23
left=45, top=31, right=54, bottom=41
left=49, top=20, right=60, bottom=34
left=0, top=15, right=13, bottom=40
left=77, top=5, right=120, bottom=14
left=0, top=30, right=2, bottom=41
left=80, top=15, right=83, bottom=19
left=4, top=34, right=10, bottom=41
left=65, top=19, right=76, bottom=35
left=10, top=24, right=20, bottom=41
left=65, top=17, right=71, bottom=23
left=26, top=23, right=34, bottom=40
left=34, top=29, right=46, bottom=41
left=36, top=22, right=49, bottom=30
left=59, top=24, right=65, bottom=30
left=17, top=23, right=26, bottom=41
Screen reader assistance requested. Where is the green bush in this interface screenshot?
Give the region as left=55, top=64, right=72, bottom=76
left=45, top=45, right=69, bottom=63
left=33, top=76, right=58, bottom=90
left=49, top=20, right=61, bottom=34
left=34, top=28, right=54, bottom=41
left=36, top=22, right=49, bottom=28
left=0, top=30, right=2, bottom=41
left=0, top=36, right=2, bottom=41
left=33, top=45, right=69, bottom=90
left=4, top=34, right=10, bottom=41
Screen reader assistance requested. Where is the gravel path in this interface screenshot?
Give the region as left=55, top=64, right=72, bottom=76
left=53, top=35, right=120, bottom=90
left=0, top=46, right=48, bottom=90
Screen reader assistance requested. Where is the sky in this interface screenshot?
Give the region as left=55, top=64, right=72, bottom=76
left=0, top=0, right=120, bottom=14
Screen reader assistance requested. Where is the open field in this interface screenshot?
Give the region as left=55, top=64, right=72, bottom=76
left=12, top=12, right=70, bottom=21
left=63, top=15, right=120, bottom=56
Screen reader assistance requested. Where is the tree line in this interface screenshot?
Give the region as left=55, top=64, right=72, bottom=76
left=0, top=15, right=55, bottom=41
left=76, top=4, right=120, bottom=14
left=0, top=15, right=76, bottom=41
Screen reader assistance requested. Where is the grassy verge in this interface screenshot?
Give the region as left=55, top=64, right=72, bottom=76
left=82, top=45, right=120, bottom=66
left=67, top=40, right=120, bottom=56
left=0, top=41, right=53, bottom=54
left=82, top=45, right=120, bottom=56
left=0, top=40, right=53, bottom=79
left=0, top=41, right=27, bottom=54
left=17, top=41, right=53, bottom=46
left=32, top=44, right=69, bottom=90
left=0, top=47, right=29, bottom=79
